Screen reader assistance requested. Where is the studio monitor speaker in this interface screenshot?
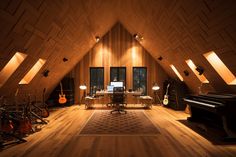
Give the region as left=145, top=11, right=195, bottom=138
left=195, top=66, right=204, bottom=75
left=157, top=56, right=163, bottom=61
left=183, top=70, right=189, bottom=76
left=43, top=70, right=50, bottom=77
left=63, top=57, right=68, bottom=62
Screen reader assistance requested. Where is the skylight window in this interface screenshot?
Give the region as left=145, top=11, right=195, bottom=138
left=19, top=59, right=46, bottom=84
left=170, top=64, right=184, bottom=81
left=203, top=51, right=236, bottom=85
left=0, top=52, right=27, bottom=88
left=185, top=59, right=209, bottom=83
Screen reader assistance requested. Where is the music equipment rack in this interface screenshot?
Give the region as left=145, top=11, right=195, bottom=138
left=163, top=79, right=189, bottom=110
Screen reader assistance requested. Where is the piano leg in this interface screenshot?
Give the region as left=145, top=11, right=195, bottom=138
left=187, top=106, right=201, bottom=122
left=222, top=116, right=236, bottom=139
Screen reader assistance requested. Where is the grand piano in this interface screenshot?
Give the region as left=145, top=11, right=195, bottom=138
left=183, top=93, right=236, bottom=139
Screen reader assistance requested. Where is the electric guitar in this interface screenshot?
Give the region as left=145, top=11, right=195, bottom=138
left=1, top=111, right=14, bottom=132
left=59, top=82, right=67, bottom=104
left=19, top=94, right=32, bottom=134
left=163, top=83, right=170, bottom=105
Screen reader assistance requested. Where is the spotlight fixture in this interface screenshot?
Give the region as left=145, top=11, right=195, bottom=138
left=157, top=56, right=163, bottom=61
left=133, top=33, right=143, bottom=42
left=133, top=34, right=138, bottom=39
left=63, top=57, right=68, bottom=62
left=139, top=36, right=144, bottom=41
left=195, top=66, right=204, bottom=75
left=95, top=36, right=100, bottom=42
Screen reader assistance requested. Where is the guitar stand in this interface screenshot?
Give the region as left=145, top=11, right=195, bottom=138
left=0, top=132, right=27, bottom=148
left=29, top=101, right=48, bottom=125
left=30, top=111, right=47, bottom=124
left=156, top=94, right=162, bottom=105
left=154, top=92, right=162, bottom=105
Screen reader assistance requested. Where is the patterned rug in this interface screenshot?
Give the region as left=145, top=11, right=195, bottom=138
left=79, top=110, right=160, bottom=135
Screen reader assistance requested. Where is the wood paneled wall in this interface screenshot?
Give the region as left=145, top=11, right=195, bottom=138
left=73, top=23, right=169, bottom=103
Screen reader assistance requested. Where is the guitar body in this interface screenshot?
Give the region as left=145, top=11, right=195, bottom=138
left=59, top=82, right=67, bottom=104
left=1, top=119, right=14, bottom=132
left=163, top=83, right=170, bottom=106
left=41, top=108, right=50, bottom=118
left=163, top=95, right=169, bottom=105
left=59, top=94, right=67, bottom=104
left=19, top=117, right=32, bottom=134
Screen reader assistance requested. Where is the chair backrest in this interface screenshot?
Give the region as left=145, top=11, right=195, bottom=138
left=112, top=87, right=124, bottom=104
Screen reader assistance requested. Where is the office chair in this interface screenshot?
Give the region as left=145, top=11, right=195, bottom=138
left=110, top=87, right=127, bottom=114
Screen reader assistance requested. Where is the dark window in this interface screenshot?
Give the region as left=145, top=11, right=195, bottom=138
left=110, top=67, right=126, bottom=86
left=90, top=67, right=104, bottom=95
left=133, top=67, right=147, bottom=95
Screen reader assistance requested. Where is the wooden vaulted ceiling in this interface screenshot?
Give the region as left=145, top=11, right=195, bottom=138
left=0, top=0, right=236, bottom=98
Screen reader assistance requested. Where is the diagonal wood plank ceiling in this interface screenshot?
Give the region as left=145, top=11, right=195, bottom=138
left=0, top=0, right=236, bottom=98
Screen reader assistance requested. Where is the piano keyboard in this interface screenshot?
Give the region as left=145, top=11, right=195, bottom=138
left=183, top=98, right=223, bottom=108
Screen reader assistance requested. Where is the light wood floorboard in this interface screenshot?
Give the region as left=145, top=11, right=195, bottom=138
left=1, top=105, right=236, bottom=157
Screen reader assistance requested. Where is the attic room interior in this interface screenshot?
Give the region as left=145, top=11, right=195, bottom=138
left=1, top=0, right=236, bottom=156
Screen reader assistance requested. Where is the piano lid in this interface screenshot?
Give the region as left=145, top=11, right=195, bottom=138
left=199, top=93, right=236, bottom=99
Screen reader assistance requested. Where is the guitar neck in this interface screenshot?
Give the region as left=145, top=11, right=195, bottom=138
left=60, top=82, right=64, bottom=95
left=165, top=84, right=170, bottom=95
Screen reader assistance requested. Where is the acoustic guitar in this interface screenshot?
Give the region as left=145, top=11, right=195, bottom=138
left=59, top=82, right=67, bottom=104
left=163, top=83, right=170, bottom=105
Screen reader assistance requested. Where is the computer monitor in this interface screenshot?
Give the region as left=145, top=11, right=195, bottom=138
left=107, top=85, right=114, bottom=92
left=110, top=81, right=123, bottom=87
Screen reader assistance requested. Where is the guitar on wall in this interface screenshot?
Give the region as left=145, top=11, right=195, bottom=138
left=59, top=82, right=67, bottom=104
left=163, top=83, right=170, bottom=106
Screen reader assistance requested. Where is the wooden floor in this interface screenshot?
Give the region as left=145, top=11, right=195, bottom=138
left=1, top=105, right=236, bottom=157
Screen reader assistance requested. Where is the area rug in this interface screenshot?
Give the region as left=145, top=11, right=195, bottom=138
left=79, top=110, right=160, bottom=135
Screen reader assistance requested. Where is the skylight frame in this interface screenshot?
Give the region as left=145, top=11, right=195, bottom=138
left=203, top=51, right=236, bottom=85
left=170, top=64, right=184, bottom=81
left=185, top=59, right=209, bottom=83
left=0, top=52, right=27, bottom=88
left=19, top=58, right=46, bottom=84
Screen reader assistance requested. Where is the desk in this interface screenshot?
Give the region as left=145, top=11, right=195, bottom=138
left=96, top=91, right=154, bottom=105
left=84, top=91, right=153, bottom=109
left=84, top=95, right=153, bottom=109
left=96, top=91, right=142, bottom=106
left=96, top=91, right=142, bottom=96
